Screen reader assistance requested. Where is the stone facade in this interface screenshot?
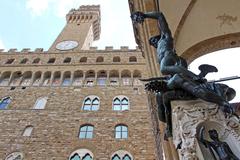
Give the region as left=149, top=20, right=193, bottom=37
left=0, top=5, right=157, bottom=160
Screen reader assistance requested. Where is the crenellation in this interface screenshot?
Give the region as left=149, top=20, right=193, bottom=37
left=120, top=46, right=129, bottom=51
left=105, top=46, right=113, bottom=51
left=89, top=46, right=98, bottom=50
left=8, top=48, right=18, bottom=53
left=34, top=48, right=44, bottom=52
left=21, top=48, right=31, bottom=53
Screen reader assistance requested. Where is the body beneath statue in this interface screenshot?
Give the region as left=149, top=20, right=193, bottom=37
left=198, top=127, right=239, bottom=160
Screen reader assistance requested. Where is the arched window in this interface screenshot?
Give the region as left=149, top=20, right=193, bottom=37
left=113, top=96, right=129, bottom=111
left=79, top=125, right=94, bottom=139
left=109, top=70, right=119, bottom=86
left=33, top=97, right=47, bottom=109
left=111, top=150, right=133, bottom=160
left=82, top=96, right=100, bottom=111
left=48, top=58, right=55, bottom=64
left=0, top=71, right=11, bottom=86
left=52, top=71, right=61, bottom=86
left=43, top=72, right=51, bottom=86
left=69, top=149, right=93, bottom=160
left=129, top=56, right=137, bottom=62
left=96, top=56, right=104, bottom=63
left=32, top=58, right=40, bottom=64
left=22, top=125, right=33, bottom=137
left=80, top=57, right=87, bottom=63
left=5, top=152, right=24, bottom=160
left=10, top=71, right=22, bottom=86
left=0, top=97, right=11, bottom=109
left=112, top=155, right=121, bottom=160
left=73, top=70, right=83, bottom=86
left=115, top=125, right=128, bottom=139
left=133, top=70, right=142, bottom=85
left=20, top=58, right=28, bottom=64
left=121, top=70, right=131, bottom=86
left=33, top=71, right=42, bottom=86
left=5, top=58, right=15, bottom=64
left=70, top=154, right=80, bottom=160
left=123, top=155, right=131, bottom=160
left=64, top=57, right=71, bottom=63
left=63, top=71, right=71, bottom=86
left=97, top=70, right=107, bottom=86
left=21, top=71, right=32, bottom=86
left=82, top=154, right=92, bottom=160
left=85, top=70, right=95, bottom=86
left=113, top=56, right=121, bottom=62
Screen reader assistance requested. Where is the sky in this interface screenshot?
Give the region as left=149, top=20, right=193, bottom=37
left=0, top=0, right=239, bottom=102
left=0, top=0, right=136, bottom=50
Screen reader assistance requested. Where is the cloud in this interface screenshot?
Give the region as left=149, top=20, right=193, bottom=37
left=0, top=39, right=5, bottom=49
left=25, top=0, right=101, bottom=17
left=26, top=0, right=50, bottom=16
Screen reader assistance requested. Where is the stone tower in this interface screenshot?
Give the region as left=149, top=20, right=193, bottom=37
left=0, top=5, right=157, bottom=160
left=49, top=5, right=101, bottom=52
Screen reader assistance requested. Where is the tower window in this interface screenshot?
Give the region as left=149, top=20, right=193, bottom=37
left=129, top=56, right=137, bottom=62
left=0, top=97, right=11, bottom=109
left=48, top=58, right=56, bottom=64
left=33, top=58, right=40, bottom=64
left=5, top=59, right=15, bottom=64
left=111, top=150, right=133, bottom=160
left=82, top=96, right=100, bottom=111
left=96, top=56, right=104, bottom=63
left=113, top=96, right=129, bottom=111
left=22, top=125, right=33, bottom=137
left=33, top=97, right=47, bottom=109
left=80, top=57, right=87, bottom=63
left=63, top=57, right=71, bottom=63
left=69, top=149, right=93, bottom=160
left=113, top=56, right=121, bottom=62
left=115, top=125, right=128, bottom=139
left=0, top=71, right=11, bottom=86
left=20, top=58, right=28, bottom=64
left=79, top=125, right=94, bottom=139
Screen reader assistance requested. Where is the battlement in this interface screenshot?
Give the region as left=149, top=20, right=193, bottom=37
left=66, top=5, right=101, bottom=41
left=0, top=46, right=140, bottom=54
left=0, top=48, right=46, bottom=54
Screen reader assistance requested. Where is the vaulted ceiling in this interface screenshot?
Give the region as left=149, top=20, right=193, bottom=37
left=129, top=0, right=240, bottom=62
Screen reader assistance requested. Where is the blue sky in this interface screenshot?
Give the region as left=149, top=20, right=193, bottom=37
left=0, top=0, right=136, bottom=50
left=0, top=0, right=239, bottom=102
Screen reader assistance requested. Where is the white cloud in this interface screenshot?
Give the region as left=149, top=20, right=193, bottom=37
left=0, top=39, right=5, bottom=49
left=26, top=0, right=50, bottom=16
left=25, top=0, right=101, bottom=17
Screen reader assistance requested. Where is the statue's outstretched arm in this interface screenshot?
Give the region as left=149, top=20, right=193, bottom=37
left=144, top=12, right=172, bottom=38
left=131, top=11, right=172, bottom=38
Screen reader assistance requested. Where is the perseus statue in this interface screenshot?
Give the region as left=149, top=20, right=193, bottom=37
left=131, top=10, right=238, bottom=138
left=198, top=126, right=239, bottom=160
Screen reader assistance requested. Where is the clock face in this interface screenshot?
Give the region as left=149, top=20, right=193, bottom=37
left=56, top=40, right=79, bottom=50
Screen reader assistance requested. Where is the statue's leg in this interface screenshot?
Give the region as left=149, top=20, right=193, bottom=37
left=168, top=74, right=229, bottom=107
left=156, top=92, right=166, bottom=123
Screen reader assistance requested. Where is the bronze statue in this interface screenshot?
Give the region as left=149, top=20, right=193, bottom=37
left=198, top=126, right=239, bottom=160
left=131, top=11, right=238, bottom=138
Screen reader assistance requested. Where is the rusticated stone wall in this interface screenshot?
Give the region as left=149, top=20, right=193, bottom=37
left=0, top=49, right=157, bottom=159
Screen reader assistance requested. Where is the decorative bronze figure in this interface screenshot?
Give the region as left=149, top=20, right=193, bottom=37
left=131, top=11, right=238, bottom=138
left=198, top=126, right=239, bottom=160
